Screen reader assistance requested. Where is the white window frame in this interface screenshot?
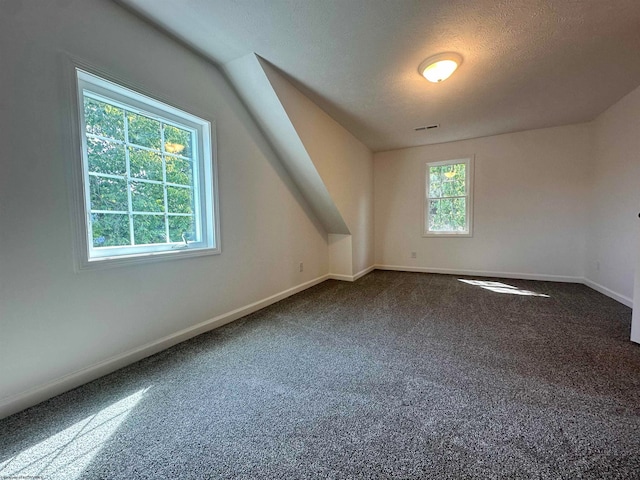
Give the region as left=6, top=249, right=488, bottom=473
left=71, top=66, right=220, bottom=270
left=423, top=156, right=474, bottom=237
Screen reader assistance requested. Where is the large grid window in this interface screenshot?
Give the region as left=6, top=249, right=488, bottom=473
left=424, top=157, right=473, bottom=236
left=76, top=69, right=219, bottom=266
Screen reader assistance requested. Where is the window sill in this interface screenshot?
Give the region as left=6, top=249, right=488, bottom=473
left=422, top=232, right=473, bottom=238
left=77, top=245, right=220, bottom=271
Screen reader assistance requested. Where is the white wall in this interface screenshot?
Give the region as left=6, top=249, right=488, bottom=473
left=374, top=124, right=592, bottom=280
left=261, top=62, right=375, bottom=275
left=0, top=0, right=329, bottom=414
left=328, top=234, right=353, bottom=278
left=585, top=84, right=640, bottom=304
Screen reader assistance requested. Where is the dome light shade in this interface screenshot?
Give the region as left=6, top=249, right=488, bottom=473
left=419, top=53, right=462, bottom=83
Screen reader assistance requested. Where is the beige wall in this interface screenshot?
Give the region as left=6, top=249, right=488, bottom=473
left=374, top=124, right=592, bottom=280
left=586, top=84, right=640, bottom=303
left=0, top=0, right=329, bottom=411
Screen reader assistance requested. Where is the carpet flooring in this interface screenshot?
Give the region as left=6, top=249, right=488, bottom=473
left=1, top=271, right=639, bottom=479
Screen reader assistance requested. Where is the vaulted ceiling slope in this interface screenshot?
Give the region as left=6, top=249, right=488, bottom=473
left=119, top=0, right=640, bottom=152
left=225, top=53, right=350, bottom=235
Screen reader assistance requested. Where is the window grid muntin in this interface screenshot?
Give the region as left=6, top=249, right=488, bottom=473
left=160, top=120, right=170, bottom=242
left=75, top=67, right=218, bottom=266
left=428, top=163, right=467, bottom=199
left=123, top=108, right=135, bottom=245
left=83, top=91, right=197, bottom=148
left=83, top=93, right=198, bottom=249
left=426, top=197, right=469, bottom=232
left=86, top=132, right=193, bottom=163
left=428, top=194, right=467, bottom=201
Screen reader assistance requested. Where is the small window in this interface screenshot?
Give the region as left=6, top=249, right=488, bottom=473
left=74, top=69, right=219, bottom=268
left=424, top=157, right=473, bottom=237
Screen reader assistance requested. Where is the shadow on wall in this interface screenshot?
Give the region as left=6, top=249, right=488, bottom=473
left=220, top=66, right=328, bottom=239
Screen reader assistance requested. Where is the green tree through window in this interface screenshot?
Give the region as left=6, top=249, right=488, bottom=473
left=84, top=96, right=197, bottom=248
left=75, top=68, right=219, bottom=267
left=425, top=157, right=473, bottom=236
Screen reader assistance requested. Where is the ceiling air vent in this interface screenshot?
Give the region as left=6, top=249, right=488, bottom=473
left=414, top=124, right=439, bottom=132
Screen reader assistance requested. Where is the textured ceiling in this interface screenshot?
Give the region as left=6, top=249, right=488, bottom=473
left=119, top=0, right=640, bottom=152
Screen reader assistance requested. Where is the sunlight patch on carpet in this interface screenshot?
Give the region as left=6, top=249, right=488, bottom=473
left=458, top=279, right=550, bottom=297
left=0, top=388, right=149, bottom=480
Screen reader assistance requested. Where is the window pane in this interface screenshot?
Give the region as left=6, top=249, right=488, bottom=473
left=167, top=186, right=194, bottom=214
left=429, top=180, right=442, bottom=198
left=129, top=147, right=163, bottom=181
left=131, top=181, right=164, bottom=212
left=429, top=165, right=442, bottom=182
left=428, top=197, right=466, bottom=232
left=78, top=70, right=217, bottom=264
left=440, top=163, right=466, bottom=197
left=428, top=166, right=442, bottom=197
left=164, top=124, right=193, bottom=158
left=430, top=163, right=467, bottom=198
left=90, top=176, right=128, bottom=211
left=133, top=214, right=166, bottom=245
left=166, top=156, right=193, bottom=186
left=441, top=178, right=465, bottom=197
left=168, top=215, right=196, bottom=243
left=127, top=112, right=161, bottom=150
left=84, top=97, right=125, bottom=140
left=87, top=137, right=126, bottom=175
left=92, top=213, right=130, bottom=247
left=456, top=163, right=466, bottom=179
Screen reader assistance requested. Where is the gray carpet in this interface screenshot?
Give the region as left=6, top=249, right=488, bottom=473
left=1, top=271, right=639, bottom=479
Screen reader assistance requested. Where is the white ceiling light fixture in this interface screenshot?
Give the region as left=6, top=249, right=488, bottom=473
left=418, top=52, right=463, bottom=83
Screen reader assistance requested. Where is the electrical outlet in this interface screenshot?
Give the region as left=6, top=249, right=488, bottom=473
left=411, top=252, right=417, bottom=259
left=299, top=262, right=304, bottom=272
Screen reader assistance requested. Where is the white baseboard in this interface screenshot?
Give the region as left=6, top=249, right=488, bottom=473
left=374, top=264, right=583, bottom=283
left=329, top=265, right=375, bottom=282
left=0, top=274, right=330, bottom=420
left=354, top=265, right=375, bottom=280
left=329, top=273, right=354, bottom=281
left=375, top=264, right=633, bottom=308
left=583, top=278, right=633, bottom=308
left=2, top=268, right=632, bottom=420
